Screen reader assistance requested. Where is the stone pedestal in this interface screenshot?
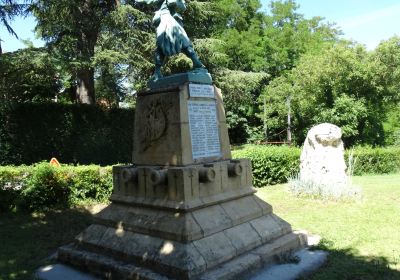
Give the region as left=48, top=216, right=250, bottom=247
left=58, top=82, right=306, bottom=280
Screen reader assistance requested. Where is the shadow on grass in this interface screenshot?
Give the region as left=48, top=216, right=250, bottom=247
left=305, top=239, right=400, bottom=280
left=1, top=210, right=400, bottom=280
left=0, top=208, right=94, bottom=280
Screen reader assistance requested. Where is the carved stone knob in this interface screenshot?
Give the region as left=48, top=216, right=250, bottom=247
left=199, top=167, right=216, bottom=183
left=228, top=162, right=243, bottom=177
left=121, top=168, right=138, bottom=184
left=150, top=169, right=168, bottom=185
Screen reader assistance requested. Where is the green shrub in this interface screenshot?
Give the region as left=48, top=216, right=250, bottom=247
left=67, top=165, right=113, bottom=204
left=20, top=163, right=70, bottom=211
left=0, top=163, right=113, bottom=212
left=0, top=166, right=27, bottom=212
left=232, top=145, right=301, bottom=187
left=233, top=145, right=400, bottom=187
left=346, top=146, right=400, bottom=175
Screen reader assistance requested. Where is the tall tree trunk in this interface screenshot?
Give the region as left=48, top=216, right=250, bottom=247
left=76, top=67, right=95, bottom=104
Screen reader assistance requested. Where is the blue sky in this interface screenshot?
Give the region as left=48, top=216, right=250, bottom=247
left=1, top=0, right=399, bottom=53
left=261, top=0, right=400, bottom=50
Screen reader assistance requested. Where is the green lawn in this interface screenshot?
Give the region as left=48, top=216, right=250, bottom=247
left=0, top=208, right=94, bottom=280
left=257, top=174, right=400, bottom=280
left=0, top=174, right=399, bottom=280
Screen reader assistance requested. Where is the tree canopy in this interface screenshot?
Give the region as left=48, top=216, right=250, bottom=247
left=2, top=0, right=400, bottom=146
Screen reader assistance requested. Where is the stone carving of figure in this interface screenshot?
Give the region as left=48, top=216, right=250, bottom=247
left=137, top=0, right=206, bottom=81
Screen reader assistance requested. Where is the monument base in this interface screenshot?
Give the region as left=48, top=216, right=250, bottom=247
left=58, top=231, right=305, bottom=280
left=57, top=161, right=307, bottom=280
left=57, top=82, right=307, bottom=279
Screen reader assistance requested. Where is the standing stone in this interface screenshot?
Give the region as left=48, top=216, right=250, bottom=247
left=300, top=123, right=348, bottom=188
left=57, top=80, right=307, bottom=280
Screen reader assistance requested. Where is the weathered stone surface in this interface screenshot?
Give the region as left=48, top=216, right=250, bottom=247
left=220, top=196, right=264, bottom=226
left=252, top=232, right=307, bottom=265
left=223, top=222, right=262, bottom=255
left=199, top=252, right=262, bottom=280
left=57, top=83, right=307, bottom=280
left=250, top=214, right=292, bottom=243
left=58, top=229, right=307, bottom=280
left=300, top=123, right=348, bottom=187
left=133, top=84, right=231, bottom=166
left=111, top=159, right=256, bottom=211
left=193, top=232, right=237, bottom=267
left=191, top=204, right=233, bottom=237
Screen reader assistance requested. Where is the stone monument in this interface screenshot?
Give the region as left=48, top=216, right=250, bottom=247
left=56, top=2, right=307, bottom=279
left=57, top=81, right=307, bottom=279
left=300, top=123, right=348, bottom=188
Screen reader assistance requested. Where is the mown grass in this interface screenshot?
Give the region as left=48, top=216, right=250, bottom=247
left=257, top=174, right=400, bottom=280
left=0, top=208, right=94, bottom=280
left=0, top=174, right=399, bottom=280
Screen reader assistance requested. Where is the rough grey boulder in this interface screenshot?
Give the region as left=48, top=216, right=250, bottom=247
left=300, top=123, right=348, bottom=188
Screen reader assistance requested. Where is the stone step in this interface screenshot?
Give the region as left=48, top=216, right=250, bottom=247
left=95, top=195, right=272, bottom=242
left=58, top=231, right=306, bottom=280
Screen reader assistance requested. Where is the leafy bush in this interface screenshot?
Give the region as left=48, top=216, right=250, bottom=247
left=346, top=146, right=400, bottom=175
left=0, top=166, right=28, bottom=212
left=233, top=145, right=400, bottom=187
left=232, top=145, right=301, bottom=187
left=20, top=163, right=70, bottom=211
left=0, top=103, right=134, bottom=165
left=0, top=163, right=112, bottom=212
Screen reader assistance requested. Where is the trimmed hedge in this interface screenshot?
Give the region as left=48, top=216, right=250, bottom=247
left=1, top=146, right=399, bottom=212
left=232, top=145, right=301, bottom=187
left=0, top=103, right=134, bottom=165
left=232, top=145, right=400, bottom=188
left=348, top=146, right=400, bottom=175
left=0, top=163, right=112, bottom=212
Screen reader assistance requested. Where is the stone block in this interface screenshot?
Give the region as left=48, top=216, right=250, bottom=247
left=223, top=222, right=262, bottom=255
left=250, top=215, right=289, bottom=243
left=75, top=224, right=108, bottom=248
left=199, top=252, right=262, bottom=280
left=252, top=195, right=273, bottom=215
left=252, top=232, right=306, bottom=265
left=191, top=204, right=232, bottom=237
left=193, top=232, right=237, bottom=268
left=220, top=196, right=264, bottom=226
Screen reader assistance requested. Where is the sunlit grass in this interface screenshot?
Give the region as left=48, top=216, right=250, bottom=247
left=257, top=174, right=400, bottom=279
left=0, top=175, right=399, bottom=279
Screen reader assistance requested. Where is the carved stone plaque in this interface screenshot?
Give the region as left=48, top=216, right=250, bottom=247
left=189, top=83, right=215, bottom=98
left=188, top=100, right=221, bottom=159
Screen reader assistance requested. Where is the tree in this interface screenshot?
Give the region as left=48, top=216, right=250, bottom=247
left=0, top=47, right=61, bottom=103
left=0, top=0, right=27, bottom=54
left=372, top=36, right=400, bottom=145
left=31, top=0, right=121, bottom=104
left=263, top=43, right=390, bottom=146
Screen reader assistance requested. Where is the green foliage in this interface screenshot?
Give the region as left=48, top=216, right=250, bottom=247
left=347, top=147, right=400, bottom=175
left=264, top=43, right=389, bottom=146
left=232, top=145, right=400, bottom=187
left=67, top=165, right=112, bottom=204
left=0, top=103, right=134, bottom=165
left=215, top=70, right=269, bottom=143
left=232, top=145, right=301, bottom=187
left=20, top=163, right=70, bottom=211
left=0, top=163, right=112, bottom=212
left=371, top=36, right=400, bottom=103
left=0, top=47, right=61, bottom=103
left=0, top=165, right=27, bottom=212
